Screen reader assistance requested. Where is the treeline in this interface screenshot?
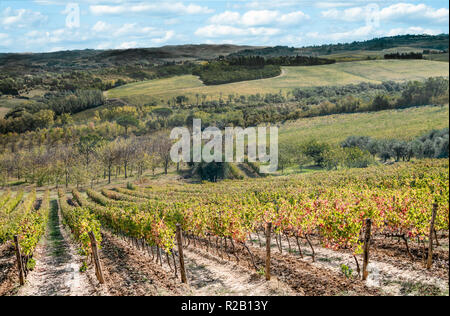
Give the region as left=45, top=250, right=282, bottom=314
left=0, top=72, right=119, bottom=96
left=192, top=62, right=281, bottom=85
left=384, top=52, right=423, bottom=60
left=1, top=90, right=104, bottom=133
left=228, top=35, right=449, bottom=57
left=227, top=55, right=335, bottom=66
left=0, top=62, right=196, bottom=97
left=277, top=128, right=449, bottom=173
left=278, top=139, right=376, bottom=172
left=158, top=77, right=448, bottom=130
left=0, top=132, right=175, bottom=188
left=1, top=77, right=448, bottom=143
left=228, top=46, right=299, bottom=57
left=341, top=128, right=449, bottom=162
left=193, top=54, right=332, bottom=85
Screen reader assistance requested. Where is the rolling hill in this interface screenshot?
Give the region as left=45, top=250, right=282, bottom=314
left=106, top=59, right=450, bottom=105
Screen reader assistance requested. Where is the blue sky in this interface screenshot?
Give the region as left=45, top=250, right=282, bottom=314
left=0, top=0, right=448, bottom=52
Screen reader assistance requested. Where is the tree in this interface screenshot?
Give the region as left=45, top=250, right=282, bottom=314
left=295, top=153, right=309, bottom=173
left=116, top=114, right=139, bottom=136
left=322, top=146, right=345, bottom=170
left=303, top=140, right=330, bottom=167
left=56, top=144, right=76, bottom=187
left=99, top=141, right=120, bottom=184
left=117, top=137, right=137, bottom=179
left=392, top=141, right=408, bottom=161
left=176, top=95, right=188, bottom=106
left=77, top=135, right=102, bottom=170
left=154, top=132, right=173, bottom=174
left=372, top=94, right=391, bottom=111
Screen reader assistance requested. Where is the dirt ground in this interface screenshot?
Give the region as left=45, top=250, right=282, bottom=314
left=4, top=198, right=448, bottom=296
left=0, top=243, right=19, bottom=296
left=17, top=200, right=105, bottom=296
left=248, top=232, right=449, bottom=296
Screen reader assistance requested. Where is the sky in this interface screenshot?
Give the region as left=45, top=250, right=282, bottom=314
left=0, top=0, right=448, bottom=53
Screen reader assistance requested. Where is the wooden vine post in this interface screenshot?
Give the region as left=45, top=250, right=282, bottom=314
left=88, top=231, right=105, bottom=284
left=265, top=222, right=272, bottom=281
left=176, top=224, right=188, bottom=284
left=362, top=218, right=372, bottom=281
left=426, top=203, right=438, bottom=270
left=13, top=235, right=25, bottom=286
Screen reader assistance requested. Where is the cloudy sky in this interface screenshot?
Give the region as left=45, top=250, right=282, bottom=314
left=0, top=0, right=448, bottom=52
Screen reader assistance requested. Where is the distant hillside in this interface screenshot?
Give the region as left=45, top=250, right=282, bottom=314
left=0, top=44, right=262, bottom=74
left=230, top=34, right=449, bottom=58
left=1, top=35, right=448, bottom=75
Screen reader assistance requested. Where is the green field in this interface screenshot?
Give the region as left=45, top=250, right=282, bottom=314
left=425, top=53, right=449, bottom=62
left=106, top=60, right=449, bottom=105
left=278, top=104, right=449, bottom=146
left=324, top=46, right=426, bottom=62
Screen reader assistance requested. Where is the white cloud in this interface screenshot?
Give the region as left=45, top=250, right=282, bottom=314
left=379, top=3, right=449, bottom=24
left=209, top=11, right=241, bottom=24
left=164, top=18, right=179, bottom=25
left=117, top=41, right=138, bottom=49
left=322, top=7, right=365, bottom=22
left=151, top=30, right=175, bottom=44
left=307, top=24, right=443, bottom=44
left=195, top=25, right=245, bottom=37
left=208, top=10, right=309, bottom=27
left=1, top=7, right=47, bottom=29
left=278, top=34, right=303, bottom=45
left=92, top=21, right=110, bottom=32
left=234, top=0, right=301, bottom=10
left=241, top=10, right=280, bottom=26
left=278, top=11, right=309, bottom=25
left=96, top=42, right=113, bottom=49
left=322, top=3, right=449, bottom=24
left=23, top=28, right=90, bottom=47
left=112, top=23, right=161, bottom=37
left=315, top=2, right=356, bottom=9
left=307, top=25, right=374, bottom=42
left=90, top=2, right=213, bottom=16
left=114, top=23, right=138, bottom=37
left=0, top=32, right=11, bottom=47
left=195, top=24, right=279, bottom=38
left=386, top=27, right=442, bottom=37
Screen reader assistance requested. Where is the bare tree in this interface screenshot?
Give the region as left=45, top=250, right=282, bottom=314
left=154, top=132, right=173, bottom=175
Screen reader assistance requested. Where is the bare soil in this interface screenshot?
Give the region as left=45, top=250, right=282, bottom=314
left=248, top=232, right=449, bottom=296
left=98, top=231, right=183, bottom=296
left=183, top=247, right=294, bottom=296
left=17, top=200, right=103, bottom=296
left=0, top=243, right=19, bottom=296
left=183, top=235, right=378, bottom=296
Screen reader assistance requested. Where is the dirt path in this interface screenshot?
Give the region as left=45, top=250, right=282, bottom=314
left=98, top=231, right=182, bottom=296
left=100, top=231, right=293, bottom=296
left=183, top=247, right=294, bottom=296
left=18, top=200, right=101, bottom=296
left=249, top=233, right=449, bottom=296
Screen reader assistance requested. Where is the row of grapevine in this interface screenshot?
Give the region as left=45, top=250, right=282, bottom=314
left=87, top=160, right=448, bottom=265
left=73, top=189, right=176, bottom=252
left=0, top=189, right=52, bottom=277
left=0, top=191, right=25, bottom=218
left=0, top=190, right=36, bottom=244
left=0, top=190, right=11, bottom=209
left=57, top=189, right=102, bottom=258
left=101, top=189, right=147, bottom=204
left=16, top=190, right=50, bottom=259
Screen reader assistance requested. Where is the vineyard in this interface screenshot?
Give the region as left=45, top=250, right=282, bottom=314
left=2, top=159, right=447, bottom=296
left=0, top=190, right=49, bottom=289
